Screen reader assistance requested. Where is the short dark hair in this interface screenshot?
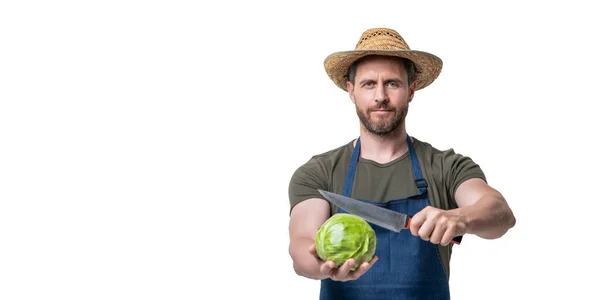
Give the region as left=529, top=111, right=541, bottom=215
left=346, top=56, right=416, bottom=86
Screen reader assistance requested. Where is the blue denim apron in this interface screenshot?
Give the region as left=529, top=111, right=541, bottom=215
left=320, top=135, right=450, bottom=300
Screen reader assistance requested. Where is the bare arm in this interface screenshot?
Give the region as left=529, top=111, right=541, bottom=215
left=454, top=178, right=516, bottom=239
left=409, top=178, right=516, bottom=245
left=289, top=198, right=331, bottom=280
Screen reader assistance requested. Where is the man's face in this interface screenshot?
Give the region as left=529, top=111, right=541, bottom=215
left=347, top=56, right=416, bottom=136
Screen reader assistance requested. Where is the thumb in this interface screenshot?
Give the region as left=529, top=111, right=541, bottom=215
left=309, top=244, right=325, bottom=262
left=309, top=243, right=319, bottom=257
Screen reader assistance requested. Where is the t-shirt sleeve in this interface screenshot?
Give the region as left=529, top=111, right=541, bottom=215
left=442, top=149, right=487, bottom=208
left=288, top=157, right=329, bottom=213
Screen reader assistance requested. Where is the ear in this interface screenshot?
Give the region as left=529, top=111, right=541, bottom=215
left=408, top=81, right=417, bottom=102
left=347, top=81, right=356, bottom=104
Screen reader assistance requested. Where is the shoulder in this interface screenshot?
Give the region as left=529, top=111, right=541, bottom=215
left=412, top=137, right=475, bottom=168
left=289, top=140, right=354, bottom=184
left=413, top=136, right=486, bottom=180
left=412, top=137, right=486, bottom=186
left=412, top=137, right=486, bottom=207
left=412, top=137, right=449, bottom=165
left=288, top=140, right=354, bottom=212
left=295, top=141, right=354, bottom=172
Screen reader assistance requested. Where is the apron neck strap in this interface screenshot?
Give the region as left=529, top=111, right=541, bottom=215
left=406, top=135, right=428, bottom=193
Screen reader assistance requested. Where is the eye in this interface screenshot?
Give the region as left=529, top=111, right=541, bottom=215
left=387, top=82, right=399, bottom=88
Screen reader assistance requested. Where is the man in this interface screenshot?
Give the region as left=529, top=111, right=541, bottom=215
left=287, top=28, right=516, bottom=300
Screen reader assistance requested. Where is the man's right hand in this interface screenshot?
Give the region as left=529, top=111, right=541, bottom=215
left=308, top=244, right=378, bottom=282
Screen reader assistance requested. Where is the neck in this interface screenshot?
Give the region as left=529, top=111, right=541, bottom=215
left=356, top=124, right=409, bottom=164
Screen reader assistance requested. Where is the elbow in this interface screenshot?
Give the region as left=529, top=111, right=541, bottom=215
left=292, top=261, right=304, bottom=276
left=504, top=206, right=517, bottom=231
left=492, top=210, right=517, bottom=239
left=508, top=213, right=516, bottom=229
left=478, top=211, right=516, bottom=240
left=289, top=245, right=305, bottom=277
left=291, top=257, right=313, bottom=279
left=493, top=199, right=517, bottom=238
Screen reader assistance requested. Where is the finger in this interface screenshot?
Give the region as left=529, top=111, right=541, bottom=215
left=333, top=258, right=356, bottom=280
left=418, top=219, right=435, bottom=241
left=370, top=255, right=378, bottom=264
left=429, top=224, right=445, bottom=244
left=309, top=244, right=326, bottom=262
left=350, top=256, right=378, bottom=280
left=440, top=226, right=457, bottom=246
left=320, top=260, right=336, bottom=275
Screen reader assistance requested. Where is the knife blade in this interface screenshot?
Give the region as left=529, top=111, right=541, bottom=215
left=318, top=189, right=462, bottom=245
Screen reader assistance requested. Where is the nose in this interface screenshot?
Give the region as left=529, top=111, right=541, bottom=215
left=374, top=82, right=388, bottom=104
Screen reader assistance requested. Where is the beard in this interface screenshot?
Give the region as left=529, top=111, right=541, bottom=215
left=356, top=102, right=407, bottom=136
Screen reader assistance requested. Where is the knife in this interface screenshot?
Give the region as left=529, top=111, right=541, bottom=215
left=318, top=189, right=462, bottom=245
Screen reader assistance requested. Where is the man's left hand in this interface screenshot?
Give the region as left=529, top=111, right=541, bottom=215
left=409, top=206, right=467, bottom=246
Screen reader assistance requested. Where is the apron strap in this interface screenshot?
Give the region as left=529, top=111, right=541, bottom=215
left=343, top=137, right=361, bottom=197
left=406, top=135, right=428, bottom=194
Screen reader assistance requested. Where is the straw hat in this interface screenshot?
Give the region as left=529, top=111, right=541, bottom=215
left=324, top=28, right=443, bottom=91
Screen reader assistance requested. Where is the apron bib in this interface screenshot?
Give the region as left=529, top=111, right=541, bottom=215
left=320, top=135, right=450, bottom=300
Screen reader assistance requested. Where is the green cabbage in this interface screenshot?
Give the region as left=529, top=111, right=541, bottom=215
left=315, top=213, right=377, bottom=271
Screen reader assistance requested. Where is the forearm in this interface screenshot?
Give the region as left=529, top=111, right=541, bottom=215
left=458, top=195, right=516, bottom=239
left=289, top=237, right=326, bottom=280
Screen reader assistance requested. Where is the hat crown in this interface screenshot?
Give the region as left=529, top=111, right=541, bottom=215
left=355, top=28, right=411, bottom=51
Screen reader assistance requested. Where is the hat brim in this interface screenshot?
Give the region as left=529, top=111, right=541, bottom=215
left=324, top=50, right=443, bottom=91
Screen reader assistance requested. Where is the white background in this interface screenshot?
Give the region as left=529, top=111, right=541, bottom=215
left=1, top=1, right=598, bottom=299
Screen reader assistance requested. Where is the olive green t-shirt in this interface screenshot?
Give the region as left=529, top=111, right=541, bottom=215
left=288, top=136, right=486, bottom=277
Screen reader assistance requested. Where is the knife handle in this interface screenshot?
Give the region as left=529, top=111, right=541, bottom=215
left=405, top=218, right=463, bottom=245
